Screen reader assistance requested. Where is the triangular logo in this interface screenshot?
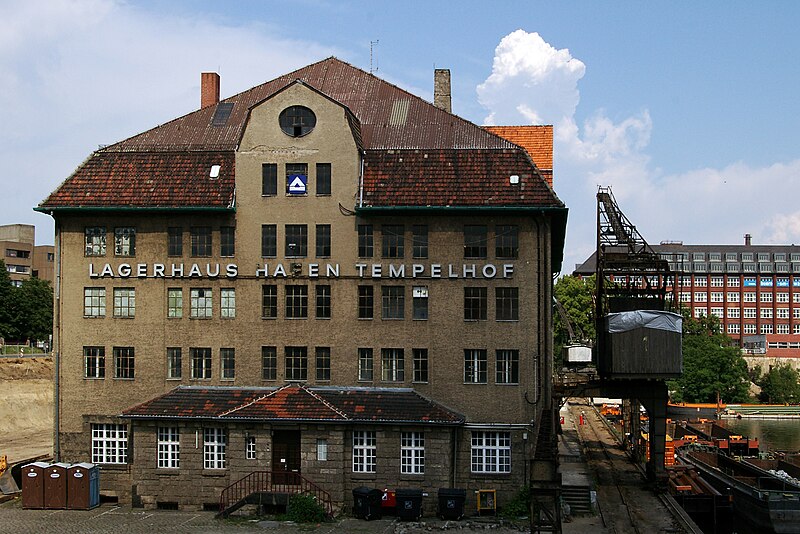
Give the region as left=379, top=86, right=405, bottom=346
left=287, top=174, right=307, bottom=194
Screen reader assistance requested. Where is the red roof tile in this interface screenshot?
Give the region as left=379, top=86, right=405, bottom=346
left=122, top=385, right=464, bottom=425
left=361, top=149, right=560, bottom=208
left=39, top=152, right=234, bottom=210
left=483, top=126, right=553, bottom=187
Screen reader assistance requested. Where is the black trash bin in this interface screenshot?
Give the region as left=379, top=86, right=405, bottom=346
left=352, top=486, right=383, bottom=520
left=437, top=487, right=466, bottom=520
left=395, top=488, right=423, bottom=520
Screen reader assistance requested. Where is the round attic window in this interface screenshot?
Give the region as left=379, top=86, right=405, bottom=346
left=279, top=105, right=316, bottom=137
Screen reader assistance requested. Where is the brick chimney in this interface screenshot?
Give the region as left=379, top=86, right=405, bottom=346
left=434, top=69, right=451, bottom=113
left=201, top=72, right=220, bottom=109
left=744, top=233, right=752, bottom=246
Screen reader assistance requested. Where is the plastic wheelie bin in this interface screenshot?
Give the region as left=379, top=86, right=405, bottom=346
left=352, top=486, right=383, bottom=520
left=395, top=488, right=423, bottom=520
left=437, top=487, right=466, bottom=519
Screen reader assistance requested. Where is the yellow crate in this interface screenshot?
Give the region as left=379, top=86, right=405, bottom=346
left=476, top=489, right=496, bottom=515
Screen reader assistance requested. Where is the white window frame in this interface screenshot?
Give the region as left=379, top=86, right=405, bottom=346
left=710, top=307, right=724, bottom=318
left=84, top=287, right=106, bottom=317
left=744, top=324, right=757, bottom=334
left=776, top=324, right=790, bottom=335
left=352, top=430, right=376, bottom=473
left=711, top=292, right=724, bottom=302
left=113, top=288, right=135, bottom=318
left=400, top=431, right=425, bottom=475
left=727, top=308, right=740, bottom=319
left=727, top=292, right=740, bottom=303
left=317, top=439, right=328, bottom=461
left=727, top=323, right=740, bottom=335
left=190, top=288, right=213, bottom=318
left=471, top=431, right=511, bottom=473
left=777, top=292, right=790, bottom=303
left=743, top=292, right=756, bottom=303
left=744, top=308, right=757, bottom=319
left=221, top=288, right=236, bottom=318
left=203, top=427, right=227, bottom=469
left=157, top=427, right=180, bottom=469
left=246, top=436, right=256, bottom=460
left=761, top=324, right=774, bottom=334
left=760, top=292, right=773, bottom=303
left=777, top=308, right=789, bottom=319
left=91, top=423, right=128, bottom=464
left=693, top=307, right=707, bottom=318
left=694, top=292, right=707, bottom=302
left=167, top=288, right=182, bottom=318
left=760, top=308, right=773, bottom=319
left=726, top=276, right=740, bottom=287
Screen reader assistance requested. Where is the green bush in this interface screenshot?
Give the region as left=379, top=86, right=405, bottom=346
left=501, top=485, right=530, bottom=518
left=286, top=493, right=326, bottom=523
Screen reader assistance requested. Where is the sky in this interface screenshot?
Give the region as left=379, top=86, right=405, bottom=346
left=2, top=0, right=799, bottom=273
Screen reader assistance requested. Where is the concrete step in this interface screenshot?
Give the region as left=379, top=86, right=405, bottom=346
left=562, top=485, right=592, bottom=515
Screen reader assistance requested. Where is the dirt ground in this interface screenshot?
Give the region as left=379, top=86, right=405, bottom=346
left=0, top=357, right=54, bottom=463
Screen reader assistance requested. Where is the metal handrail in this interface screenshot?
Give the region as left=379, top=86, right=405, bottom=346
left=218, top=470, right=333, bottom=517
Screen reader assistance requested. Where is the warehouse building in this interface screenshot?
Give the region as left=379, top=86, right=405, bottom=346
left=37, top=58, right=567, bottom=512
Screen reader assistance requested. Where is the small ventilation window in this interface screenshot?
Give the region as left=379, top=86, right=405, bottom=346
left=209, top=165, right=221, bottom=179
left=509, top=175, right=520, bottom=185
left=279, top=106, right=316, bottom=137
left=211, top=102, right=234, bottom=126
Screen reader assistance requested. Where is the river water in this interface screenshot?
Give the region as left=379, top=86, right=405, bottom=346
left=717, top=417, right=800, bottom=453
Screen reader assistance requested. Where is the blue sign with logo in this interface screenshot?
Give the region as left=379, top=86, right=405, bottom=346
left=287, top=174, right=308, bottom=195
left=743, top=278, right=757, bottom=287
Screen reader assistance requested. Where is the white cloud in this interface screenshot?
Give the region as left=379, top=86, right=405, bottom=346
left=1, top=0, right=338, bottom=244
left=477, top=29, right=800, bottom=272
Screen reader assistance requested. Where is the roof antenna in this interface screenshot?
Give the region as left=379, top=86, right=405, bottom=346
left=370, top=40, right=379, bottom=73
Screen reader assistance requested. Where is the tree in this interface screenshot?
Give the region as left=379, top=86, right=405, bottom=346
left=15, top=277, right=53, bottom=343
left=669, top=311, right=751, bottom=404
left=553, top=275, right=596, bottom=364
left=757, top=364, right=800, bottom=404
left=0, top=260, right=20, bottom=340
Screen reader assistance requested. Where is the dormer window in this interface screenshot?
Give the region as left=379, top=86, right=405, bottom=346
left=279, top=106, right=316, bottom=137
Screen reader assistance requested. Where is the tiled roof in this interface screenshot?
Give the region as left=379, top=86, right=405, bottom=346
left=39, top=152, right=234, bottom=210
left=361, top=149, right=561, bottom=208
left=483, top=125, right=553, bottom=169
left=106, top=57, right=517, bottom=153
left=122, top=385, right=464, bottom=425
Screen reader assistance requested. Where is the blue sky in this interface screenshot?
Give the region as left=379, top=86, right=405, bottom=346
left=3, top=0, right=799, bottom=272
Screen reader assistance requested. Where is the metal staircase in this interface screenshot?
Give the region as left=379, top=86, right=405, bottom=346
left=217, top=470, right=333, bottom=518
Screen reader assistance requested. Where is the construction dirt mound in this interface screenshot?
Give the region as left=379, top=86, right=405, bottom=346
left=0, top=357, right=53, bottom=463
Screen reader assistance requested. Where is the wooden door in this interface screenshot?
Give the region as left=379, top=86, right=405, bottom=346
left=272, top=430, right=301, bottom=485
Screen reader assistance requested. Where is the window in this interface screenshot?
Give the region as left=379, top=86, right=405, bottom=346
left=279, top=105, right=316, bottom=137
left=778, top=292, right=790, bottom=303
left=777, top=308, right=790, bottom=319
left=358, top=225, right=374, bottom=258
left=316, top=285, right=331, bottom=319
left=246, top=437, right=257, bottom=460
left=220, top=288, right=235, bottom=318
left=412, top=225, right=428, bottom=259
left=496, top=287, right=519, bottom=321
left=158, top=427, right=180, bottom=469
left=761, top=324, right=774, bottom=335
left=744, top=292, right=756, bottom=303
left=471, top=431, right=511, bottom=473
left=191, top=227, right=212, bottom=257
left=286, top=163, right=308, bottom=194
left=465, top=287, right=487, bottom=321
left=114, top=287, right=136, bottom=318
left=680, top=292, right=691, bottom=302
left=464, top=349, right=487, bottom=384
left=381, top=286, right=405, bottom=319
left=694, top=292, right=707, bottom=302
left=728, top=323, right=740, bottom=335
left=758, top=253, right=770, bottom=262
left=317, top=439, right=328, bottom=461
left=795, top=293, right=800, bottom=304
left=316, top=224, right=331, bottom=257
left=113, top=347, right=135, bottom=378
left=744, top=308, right=757, bottom=319
left=794, top=308, right=800, bottom=319
left=464, top=225, right=487, bottom=258
left=191, top=347, right=212, bottom=379
left=777, top=324, right=790, bottom=334
left=285, top=224, right=308, bottom=257
left=727, top=292, right=740, bottom=303
left=401, top=432, right=425, bottom=475
left=220, top=226, right=235, bottom=257
left=352, top=430, right=377, bottom=473
left=316, top=163, right=331, bottom=195
left=203, top=428, right=226, bottom=469
left=168, top=227, right=183, bottom=256
left=709, top=253, right=722, bottom=262
left=727, top=276, right=740, bottom=287
left=760, top=308, right=773, bottom=319
left=744, top=324, right=757, bottom=334
left=262, top=163, right=278, bottom=196
left=190, top=288, right=212, bottom=318
left=316, top=347, right=331, bottom=381
left=382, top=348, right=404, bottom=382
left=382, top=225, right=404, bottom=258
left=726, top=253, right=738, bottom=262
left=358, top=285, right=374, bottom=319
left=85, top=227, right=106, bottom=256
left=261, top=224, right=277, bottom=257
left=167, top=347, right=181, bottom=379
left=114, top=227, right=135, bottom=256
left=221, top=348, right=235, bottom=380
left=84, top=288, right=106, bottom=317
left=412, top=286, right=428, bottom=320
left=84, top=346, right=105, bottom=379
left=261, top=346, right=277, bottom=380
left=286, top=285, right=308, bottom=318
left=711, top=307, right=724, bottom=318
left=710, top=276, right=724, bottom=287
left=694, top=277, right=708, bottom=287
left=761, top=292, right=773, bottom=303
left=91, top=423, right=127, bottom=464
left=413, top=348, right=428, bottom=383
left=496, top=349, right=519, bottom=384
left=711, top=292, right=724, bottom=302
left=358, top=348, right=373, bottom=381
left=285, top=346, right=308, bottom=381
left=262, top=285, right=278, bottom=318
left=694, top=307, right=707, bottom=318
left=167, top=288, right=183, bottom=318
left=496, top=225, right=519, bottom=259
left=727, top=308, right=740, bottom=319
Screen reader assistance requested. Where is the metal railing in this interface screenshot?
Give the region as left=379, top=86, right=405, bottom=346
left=218, top=470, right=333, bottom=518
